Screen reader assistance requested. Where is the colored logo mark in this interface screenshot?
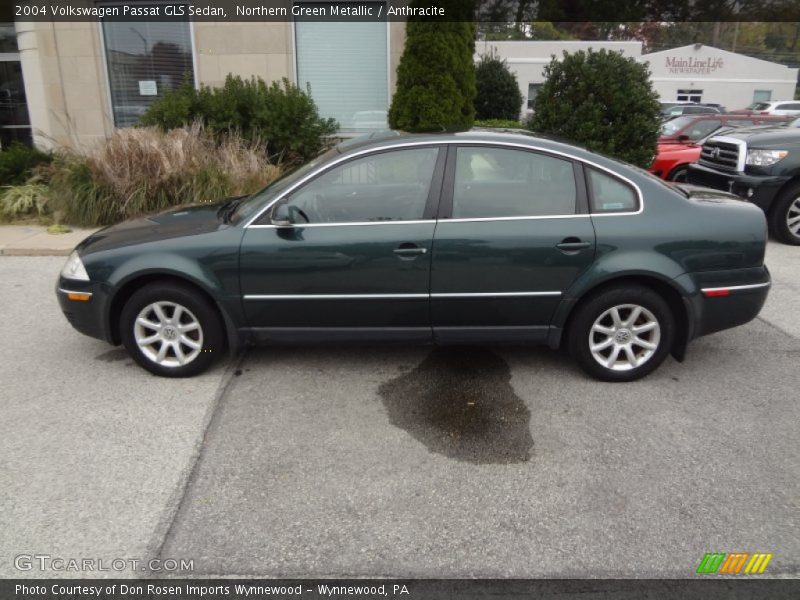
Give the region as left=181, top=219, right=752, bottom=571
left=696, top=552, right=773, bottom=574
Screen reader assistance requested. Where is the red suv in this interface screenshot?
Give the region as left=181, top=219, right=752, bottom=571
left=651, top=115, right=791, bottom=181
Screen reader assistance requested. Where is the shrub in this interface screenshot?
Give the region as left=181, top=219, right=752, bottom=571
left=388, top=0, right=476, bottom=132
left=139, top=75, right=338, bottom=162
left=529, top=49, right=661, bottom=168
left=475, top=52, right=523, bottom=121
left=0, top=143, right=52, bottom=186
left=0, top=183, right=49, bottom=220
left=44, top=124, right=281, bottom=226
left=474, top=118, right=523, bottom=129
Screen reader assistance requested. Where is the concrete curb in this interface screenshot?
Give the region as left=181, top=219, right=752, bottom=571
left=0, top=225, right=99, bottom=256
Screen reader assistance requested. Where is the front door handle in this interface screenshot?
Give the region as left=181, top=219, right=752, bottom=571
left=393, top=243, right=428, bottom=258
left=556, top=237, right=592, bottom=252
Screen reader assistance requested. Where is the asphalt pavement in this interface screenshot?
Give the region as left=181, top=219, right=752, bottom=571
left=1, top=243, right=798, bottom=578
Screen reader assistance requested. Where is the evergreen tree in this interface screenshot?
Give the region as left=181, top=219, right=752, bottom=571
left=388, top=1, right=476, bottom=132
left=475, top=52, right=523, bottom=120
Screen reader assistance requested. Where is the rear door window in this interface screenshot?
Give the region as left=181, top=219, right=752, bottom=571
left=451, top=146, right=577, bottom=218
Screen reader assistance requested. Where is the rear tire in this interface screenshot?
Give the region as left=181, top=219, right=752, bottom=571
left=769, top=183, right=800, bottom=245
left=568, top=284, right=675, bottom=382
left=120, top=282, right=223, bottom=377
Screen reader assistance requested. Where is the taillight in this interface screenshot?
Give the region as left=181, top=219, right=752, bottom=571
left=703, top=289, right=731, bottom=298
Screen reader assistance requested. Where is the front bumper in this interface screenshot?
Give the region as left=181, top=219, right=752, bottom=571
left=675, top=265, right=771, bottom=339
left=56, top=278, right=113, bottom=343
left=686, top=163, right=788, bottom=213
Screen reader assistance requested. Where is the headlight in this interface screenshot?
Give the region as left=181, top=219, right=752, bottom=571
left=60, top=251, right=89, bottom=281
left=746, top=149, right=788, bottom=167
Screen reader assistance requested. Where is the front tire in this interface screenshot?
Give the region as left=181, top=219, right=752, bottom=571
left=120, top=282, right=223, bottom=377
left=667, top=166, right=688, bottom=183
left=769, top=183, right=800, bottom=245
left=568, top=285, right=675, bottom=382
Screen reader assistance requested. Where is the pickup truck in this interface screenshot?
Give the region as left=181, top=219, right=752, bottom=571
left=686, top=126, right=800, bottom=245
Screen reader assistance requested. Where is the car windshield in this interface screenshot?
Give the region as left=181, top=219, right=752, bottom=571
left=229, top=148, right=338, bottom=225
left=661, top=116, right=695, bottom=136
left=752, top=102, right=770, bottom=111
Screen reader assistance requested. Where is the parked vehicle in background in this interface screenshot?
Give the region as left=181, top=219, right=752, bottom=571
left=662, top=103, right=723, bottom=119
left=730, top=101, right=800, bottom=116
left=56, top=131, right=771, bottom=382
left=687, top=127, right=800, bottom=244
left=659, top=101, right=693, bottom=117
left=660, top=114, right=790, bottom=144
left=652, top=116, right=792, bottom=182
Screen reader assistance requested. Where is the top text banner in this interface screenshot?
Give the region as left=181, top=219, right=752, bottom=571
left=11, top=0, right=800, bottom=22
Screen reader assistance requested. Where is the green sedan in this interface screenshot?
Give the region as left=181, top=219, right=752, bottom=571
left=56, top=131, right=771, bottom=381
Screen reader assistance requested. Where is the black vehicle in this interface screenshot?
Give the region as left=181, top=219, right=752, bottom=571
left=686, top=127, right=800, bottom=245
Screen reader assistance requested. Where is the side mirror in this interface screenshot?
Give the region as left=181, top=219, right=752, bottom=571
left=676, top=134, right=690, bottom=143
left=270, top=203, right=293, bottom=227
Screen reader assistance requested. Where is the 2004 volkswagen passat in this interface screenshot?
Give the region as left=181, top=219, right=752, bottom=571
left=57, top=131, right=771, bottom=381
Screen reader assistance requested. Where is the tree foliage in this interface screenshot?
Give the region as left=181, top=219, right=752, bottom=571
left=475, top=52, right=523, bottom=121
left=139, top=75, right=338, bottom=162
left=529, top=49, right=661, bottom=168
left=388, top=0, right=476, bottom=132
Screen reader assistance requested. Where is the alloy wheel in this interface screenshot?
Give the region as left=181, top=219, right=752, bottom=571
left=787, top=196, right=800, bottom=239
left=133, top=301, right=203, bottom=368
left=589, top=304, right=661, bottom=372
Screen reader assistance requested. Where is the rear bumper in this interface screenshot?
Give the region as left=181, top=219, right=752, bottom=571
left=675, top=266, right=771, bottom=338
left=686, top=163, right=788, bottom=213
left=56, top=278, right=113, bottom=343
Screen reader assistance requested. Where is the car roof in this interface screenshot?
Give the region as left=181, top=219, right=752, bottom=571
left=335, top=128, right=595, bottom=159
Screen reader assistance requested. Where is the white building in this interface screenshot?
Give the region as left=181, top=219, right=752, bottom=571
left=477, top=41, right=798, bottom=117
left=476, top=40, right=644, bottom=113
left=637, top=44, right=799, bottom=110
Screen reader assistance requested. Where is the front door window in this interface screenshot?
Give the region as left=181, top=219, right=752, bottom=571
left=281, top=147, right=439, bottom=224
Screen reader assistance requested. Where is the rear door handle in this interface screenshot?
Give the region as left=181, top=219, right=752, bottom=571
left=556, top=238, right=592, bottom=252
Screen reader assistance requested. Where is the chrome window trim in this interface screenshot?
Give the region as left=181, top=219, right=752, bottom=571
left=58, top=288, right=93, bottom=297
left=243, top=291, right=561, bottom=300
left=248, top=219, right=436, bottom=229
left=701, top=282, right=771, bottom=293
left=243, top=140, right=645, bottom=227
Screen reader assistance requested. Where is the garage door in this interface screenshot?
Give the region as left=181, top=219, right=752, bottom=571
left=295, top=3, right=388, bottom=133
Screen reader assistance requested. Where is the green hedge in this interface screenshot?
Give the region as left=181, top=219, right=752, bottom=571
left=139, top=75, right=338, bottom=162
left=0, top=143, right=52, bottom=187
left=529, top=49, right=661, bottom=168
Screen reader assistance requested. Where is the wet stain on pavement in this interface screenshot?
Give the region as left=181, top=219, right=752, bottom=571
left=94, top=348, right=129, bottom=362
left=378, top=347, right=533, bottom=464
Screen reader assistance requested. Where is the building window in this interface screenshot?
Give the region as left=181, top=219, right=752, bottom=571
left=753, top=90, right=772, bottom=103
left=527, top=83, right=542, bottom=110
left=0, top=22, right=17, bottom=52
left=101, top=9, right=194, bottom=127
left=0, top=22, right=32, bottom=148
left=295, top=2, right=388, bottom=132
left=677, top=89, right=703, bottom=102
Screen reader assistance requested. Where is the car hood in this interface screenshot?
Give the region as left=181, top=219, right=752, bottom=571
left=76, top=200, right=235, bottom=256
left=717, top=127, right=800, bottom=147
left=657, top=141, right=697, bottom=153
